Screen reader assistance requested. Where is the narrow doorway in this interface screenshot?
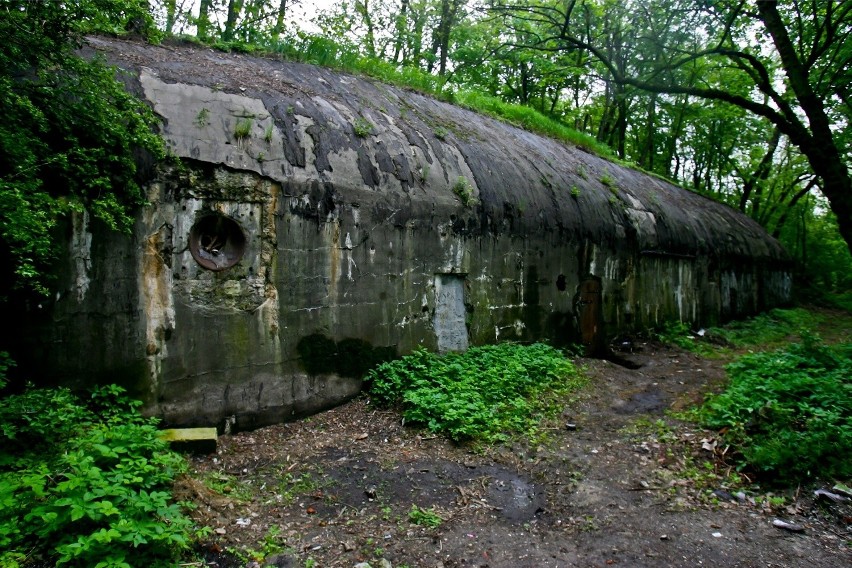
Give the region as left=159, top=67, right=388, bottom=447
left=434, top=274, right=469, bottom=353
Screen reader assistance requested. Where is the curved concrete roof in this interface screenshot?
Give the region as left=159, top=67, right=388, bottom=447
left=89, top=35, right=787, bottom=263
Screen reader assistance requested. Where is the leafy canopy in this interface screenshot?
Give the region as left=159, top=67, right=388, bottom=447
left=0, top=0, right=163, bottom=294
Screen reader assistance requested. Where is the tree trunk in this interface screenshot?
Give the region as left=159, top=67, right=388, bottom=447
left=428, top=0, right=460, bottom=76
left=739, top=128, right=780, bottom=213
left=757, top=0, right=852, bottom=254
left=771, top=179, right=816, bottom=239
left=197, top=0, right=214, bottom=40
left=163, top=0, right=176, bottom=34
left=639, top=93, right=656, bottom=170
left=392, top=0, right=410, bottom=63
left=273, top=0, right=288, bottom=39
left=355, top=0, right=377, bottom=58
left=223, top=0, right=244, bottom=42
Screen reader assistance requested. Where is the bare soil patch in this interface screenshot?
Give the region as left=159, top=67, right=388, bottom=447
left=177, top=342, right=851, bottom=568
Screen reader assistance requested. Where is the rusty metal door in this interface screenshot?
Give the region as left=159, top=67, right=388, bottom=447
left=576, top=278, right=604, bottom=355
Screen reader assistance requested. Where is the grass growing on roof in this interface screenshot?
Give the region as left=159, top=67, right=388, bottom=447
left=366, top=343, right=583, bottom=443
left=208, top=32, right=617, bottom=159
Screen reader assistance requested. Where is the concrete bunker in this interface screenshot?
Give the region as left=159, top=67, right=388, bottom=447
left=13, top=36, right=792, bottom=431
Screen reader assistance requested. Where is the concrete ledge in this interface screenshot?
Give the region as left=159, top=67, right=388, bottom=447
left=159, top=427, right=217, bottom=454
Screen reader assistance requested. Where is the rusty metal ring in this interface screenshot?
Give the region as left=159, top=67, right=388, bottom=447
left=188, top=214, right=246, bottom=271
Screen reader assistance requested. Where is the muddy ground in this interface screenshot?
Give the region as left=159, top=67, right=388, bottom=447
left=176, top=340, right=851, bottom=568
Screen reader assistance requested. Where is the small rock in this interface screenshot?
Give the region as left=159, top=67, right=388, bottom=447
left=565, top=423, right=577, bottom=431
left=832, top=482, right=852, bottom=498
left=235, top=517, right=251, bottom=527
left=712, top=489, right=736, bottom=502
left=379, top=560, right=393, bottom=568
left=772, top=519, right=805, bottom=532
left=712, top=532, right=723, bottom=538
left=660, top=534, right=668, bottom=540
left=365, top=485, right=378, bottom=499
left=342, top=541, right=356, bottom=551
left=814, top=489, right=850, bottom=503
left=355, top=433, right=369, bottom=440
left=354, top=563, right=373, bottom=568
left=265, top=553, right=297, bottom=568
left=214, top=527, right=226, bottom=535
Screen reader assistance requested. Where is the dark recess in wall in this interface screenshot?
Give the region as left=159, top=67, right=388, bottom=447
left=297, top=333, right=397, bottom=378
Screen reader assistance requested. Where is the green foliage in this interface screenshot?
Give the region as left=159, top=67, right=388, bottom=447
left=698, top=334, right=852, bottom=483
left=353, top=116, right=374, bottom=137
left=653, top=320, right=705, bottom=351
left=454, top=90, right=616, bottom=158
left=0, top=385, right=193, bottom=566
left=570, top=185, right=581, bottom=198
left=0, top=352, right=13, bottom=390
left=705, top=308, right=818, bottom=349
left=233, top=118, right=253, bottom=140
left=778, top=207, right=852, bottom=298
left=201, top=471, right=253, bottom=502
left=239, top=525, right=292, bottom=564
left=0, top=0, right=164, bottom=295
left=194, top=108, right=210, bottom=128
left=825, top=290, right=852, bottom=312
left=452, top=177, right=475, bottom=206
left=600, top=173, right=617, bottom=192
left=408, top=505, right=442, bottom=528
left=367, top=343, right=582, bottom=443
left=654, top=308, right=819, bottom=353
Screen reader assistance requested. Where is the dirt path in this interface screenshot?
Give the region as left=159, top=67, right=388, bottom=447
left=178, top=342, right=851, bottom=568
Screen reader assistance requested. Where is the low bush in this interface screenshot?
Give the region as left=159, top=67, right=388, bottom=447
left=704, top=308, right=818, bottom=348
left=0, top=385, right=193, bottom=567
left=697, top=333, right=851, bottom=483
left=367, top=343, right=582, bottom=443
left=654, top=308, right=820, bottom=353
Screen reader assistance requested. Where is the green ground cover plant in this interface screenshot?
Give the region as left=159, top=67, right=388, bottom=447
left=654, top=308, right=822, bottom=354
left=697, top=333, right=851, bottom=483
left=0, top=385, right=193, bottom=567
left=366, top=343, right=582, bottom=443
left=704, top=308, right=818, bottom=348
left=408, top=505, right=443, bottom=528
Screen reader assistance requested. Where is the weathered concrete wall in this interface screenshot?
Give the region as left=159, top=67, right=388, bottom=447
left=19, top=37, right=791, bottom=429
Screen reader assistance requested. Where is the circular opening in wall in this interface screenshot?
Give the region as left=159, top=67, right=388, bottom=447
left=189, top=214, right=246, bottom=271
